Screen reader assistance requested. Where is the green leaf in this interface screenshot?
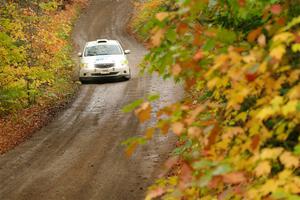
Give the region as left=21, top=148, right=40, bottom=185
left=212, top=164, right=232, bottom=175
left=296, top=102, right=300, bottom=112
left=165, top=29, right=177, bottom=42
left=193, top=160, right=216, bottom=169
left=202, top=39, right=215, bottom=51
left=121, top=136, right=147, bottom=146
left=147, top=93, right=160, bottom=102
left=198, top=172, right=213, bottom=187
left=216, top=28, right=237, bottom=44
left=122, top=99, right=144, bottom=113
left=294, top=144, right=300, bottom=156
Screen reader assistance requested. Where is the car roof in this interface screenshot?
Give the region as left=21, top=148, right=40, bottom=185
left=85, top=39, right=120, bottom=47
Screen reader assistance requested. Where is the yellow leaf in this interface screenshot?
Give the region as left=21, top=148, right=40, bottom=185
left=288, top=85, right=300, bottom=99
left=257, top=107, right=274, bottom=120
left=261, top=148, right=283, bottom=160
left=255, top=161, right=271, bottom=177
left=290, top=177, right=300, bottom=194
left=247, top=188, right=259, bottom=199
left=271, top=96, right=284, bottom=107
left=258, top=61, right=268, bottom=73
left=278, top=169, right=292, bottom=180
left=260, top=179, right=278, bottom=195
left=207, top=77, right=220, bottom=89
left=279, top=151, right=299, bottom=168
left=273, top=32, right=295, bottom=44
left=282, top=100, right=298, bottom=116
left=270, top=45, right=286, bottom=60
left=292, top=43, right=300, bottom=52
left=226, top=84, right=250, bottom=109
left=222, top=127, right=244, bottom=140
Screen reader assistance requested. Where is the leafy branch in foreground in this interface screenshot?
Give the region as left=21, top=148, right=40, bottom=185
left=128, top=0, right=300, bottom=199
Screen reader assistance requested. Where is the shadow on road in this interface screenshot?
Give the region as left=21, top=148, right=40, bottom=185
left=80, top=77, right=129, bottom=85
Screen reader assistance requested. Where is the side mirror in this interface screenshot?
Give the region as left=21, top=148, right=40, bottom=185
left=78, top=52, right=82, bottom=57
left=124, top=50, right=131, bottom=54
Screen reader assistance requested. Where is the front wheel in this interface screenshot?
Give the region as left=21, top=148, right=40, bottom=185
left=79, top=78, right=87, bottom=84
left=123, top=73, right=131, bottom=81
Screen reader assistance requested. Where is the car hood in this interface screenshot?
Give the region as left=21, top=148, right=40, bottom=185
left=81, top=55, right=126, bottom=64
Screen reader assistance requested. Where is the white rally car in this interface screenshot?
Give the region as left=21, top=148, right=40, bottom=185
left=78, top=39, right=131, bottom=82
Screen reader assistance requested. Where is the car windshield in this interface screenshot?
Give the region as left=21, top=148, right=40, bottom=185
left=84, top=44, right=122, bottom=56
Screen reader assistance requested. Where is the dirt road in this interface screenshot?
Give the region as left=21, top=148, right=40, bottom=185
left=0, top=0, right=182, bottom=199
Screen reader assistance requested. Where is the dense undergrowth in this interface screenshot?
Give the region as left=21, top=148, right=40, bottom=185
left=128, top=0, right=300, bottom=199
left=0, top=0, right=87, bottom=116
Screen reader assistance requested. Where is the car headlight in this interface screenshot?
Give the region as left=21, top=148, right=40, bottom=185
left=122, top=60, right=129, bottom=66
left=80, top=63, right=88, bottom=68
left=117, top=60, right=128, bottom=68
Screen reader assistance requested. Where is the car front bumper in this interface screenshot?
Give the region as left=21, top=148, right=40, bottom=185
left=79, top=66, right=130, bottom=80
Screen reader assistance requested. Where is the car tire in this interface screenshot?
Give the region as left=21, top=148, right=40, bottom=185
left=123, top=74, right=131, bottom=81
left=79, top=78, right=87, bottom=84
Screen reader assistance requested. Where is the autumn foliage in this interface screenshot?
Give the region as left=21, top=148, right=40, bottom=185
left=128, top=0, right=300, bottom=199
left=0, top=0, right=87, bottom=116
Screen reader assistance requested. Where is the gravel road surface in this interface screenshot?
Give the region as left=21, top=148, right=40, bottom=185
left=0, top=0, right=182, bottom=199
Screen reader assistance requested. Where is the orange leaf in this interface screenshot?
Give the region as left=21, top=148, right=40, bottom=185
left=171, top=64, right=182, bottom=76
left=156, top=12, right=169, bottom=21
left=151, top=28, right=166, bottom=47
left=146, top=188, right=165, bottom=200
left=125, top=142, right=138, bottom=157
left=171, top=122, right=185, bottom=136
left=185, top=105, right=205, bottom=125
left=238, top=0, right=246, bottom=7
left=271, top=4, right=282, bottom=15
left=180, top=163, right=193, bottom=186
left=177, top=23, right=189, bottom=35
left=251, top=135, right=260, bottom=151
left=135, top=102, right=152, bottom=123
left=145, top=127, right=155, bottom=139
left=247, top=27, right=262, bottom=43
left=277, top=18, right=285, bottom=26
left=187, top=126, right=202, bottom=139
left=193, top=35, right=202, bottom=46
left=193, top=50, right=204, bottom=61
left=245, top=72, right=257, bottom=82
left=205, top=123, right=219, bottom=150
left=164, top=156, right=179, bottom=170
left=159, top=121, right=170, bottom=135
left=222, top=172, right=246, bottom=184
left=209, top=176, right=222, bottom=189
left=185, top=78, right=196, bottom=89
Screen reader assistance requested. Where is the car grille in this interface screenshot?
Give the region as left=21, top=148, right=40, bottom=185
left=95, top=63, right=114, bottom=68
left=91, top=72, right=119, bottom=76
